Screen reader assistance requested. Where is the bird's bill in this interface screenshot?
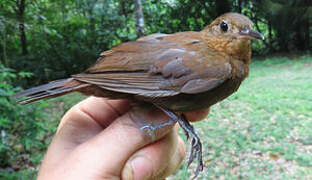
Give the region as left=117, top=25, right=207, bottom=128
left=239, top=28, right=265, bottom=40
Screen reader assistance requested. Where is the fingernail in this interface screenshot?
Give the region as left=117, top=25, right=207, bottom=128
left=131, top=156, right=153, bottom=180
left=122, top=155, right=153, bottom=180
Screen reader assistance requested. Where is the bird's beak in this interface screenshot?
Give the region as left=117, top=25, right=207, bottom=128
left=239, top=27, right=265, bottom=40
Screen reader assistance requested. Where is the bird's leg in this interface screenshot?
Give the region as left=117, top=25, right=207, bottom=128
left=179, top=114, right=204, bottom=179
left=142, top=106, right=203, bottom=179
left=139, top=106, right=177, bottom=131
left=138, top=104, right=177, bottom=139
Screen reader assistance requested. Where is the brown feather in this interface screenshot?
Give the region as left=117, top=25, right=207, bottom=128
left=13, top=78, right=90, bottom=104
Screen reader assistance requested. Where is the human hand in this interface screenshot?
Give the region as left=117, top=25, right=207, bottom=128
left=37, top=97, right=209, bottom=180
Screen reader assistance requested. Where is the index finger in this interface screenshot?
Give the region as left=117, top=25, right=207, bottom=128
left=58, top=96, right=131, bottom=132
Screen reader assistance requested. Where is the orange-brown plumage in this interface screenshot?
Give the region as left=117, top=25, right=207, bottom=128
left=14, top=13, right=264, bottom=178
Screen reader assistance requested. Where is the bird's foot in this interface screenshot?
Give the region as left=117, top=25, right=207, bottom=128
left=178, top=114, right=203, bottom=179
left=155, top=107, right=204, bottom=179
left=140, top=118, right=177, bottom=132
left=140, top=107, right=177, bottom=138
left=140, top=118, right=177, bottom=138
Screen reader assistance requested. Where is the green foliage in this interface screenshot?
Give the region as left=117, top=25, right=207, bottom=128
left=251, top=0, right=311, bottom=52
left=0, top=0, right=311, bottom=85
left=0, top=65, right=53, bottom=179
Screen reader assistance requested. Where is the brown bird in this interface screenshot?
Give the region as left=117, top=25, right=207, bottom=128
left=14, top=13, right=264, bottom=178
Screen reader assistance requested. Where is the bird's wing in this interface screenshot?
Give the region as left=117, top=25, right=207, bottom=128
left=73, top=33, right=233, bottom=97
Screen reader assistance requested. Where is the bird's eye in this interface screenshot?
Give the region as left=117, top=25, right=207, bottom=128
left=220, top=21, right=228, bottom=32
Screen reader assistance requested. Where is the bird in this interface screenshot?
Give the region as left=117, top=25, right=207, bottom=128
left=14, top=12, right=264, bottom=179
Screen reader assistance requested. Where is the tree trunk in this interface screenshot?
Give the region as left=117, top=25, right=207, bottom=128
left=134, top=0, right=145, bottom=38
left=19, top=23, right=27, bottom=55
left=17, top=0, right=28, bottom=55
left=238, top=0, right=242, bottom=13
left=1, top=27, right=8, bottom=66
left=87, top=0, right=98, bottom=47
left=305, top=17, right=310, bottom=50
left=268, top=19, right=274, bottom=51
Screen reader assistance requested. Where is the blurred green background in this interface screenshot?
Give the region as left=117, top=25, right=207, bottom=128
left=0, top=0, right=311, bottom=179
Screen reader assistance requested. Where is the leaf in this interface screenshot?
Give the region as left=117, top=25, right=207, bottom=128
left=269, top=153, right=280, bottom=160
left=39, top=15, right=47, bottom=20
left=18, top=72, right=33, bottom=78
left=44, top=27, right=52, bottom=35
left=0, top=88, right=10, bottom=97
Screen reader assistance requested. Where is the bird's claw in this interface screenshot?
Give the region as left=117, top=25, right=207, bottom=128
left=140, top=118, right=177, bottom=139
left=140, top=125, right=157, bottom=139
left=178, top=115, right=204, bottom=179
left=140, top=125, right=156, bottom=131
left=155, top=106, right=204, bottom=179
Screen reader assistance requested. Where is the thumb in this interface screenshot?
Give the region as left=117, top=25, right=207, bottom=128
left=66, top=105, right=174, bottom=179
left=122, top=125, right=186, bottom=180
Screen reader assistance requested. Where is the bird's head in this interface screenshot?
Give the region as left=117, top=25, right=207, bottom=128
left=202, top=13, right=264, bottom=63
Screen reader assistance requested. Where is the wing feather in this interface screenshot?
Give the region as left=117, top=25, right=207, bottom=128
left=73, top=32, right=233, bottom=98
left=73, top=73, right=179, bottom=97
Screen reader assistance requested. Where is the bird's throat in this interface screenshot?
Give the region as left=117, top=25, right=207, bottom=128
left=232, top=39, right=252, bottom=64
left=203, top=33, right=252, bottom=65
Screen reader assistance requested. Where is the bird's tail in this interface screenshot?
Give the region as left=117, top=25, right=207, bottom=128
left=13, top=78, right=90, bottom=104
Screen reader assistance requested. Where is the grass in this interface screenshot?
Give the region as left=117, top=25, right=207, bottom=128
left=3, top=55, right=312, bottom=179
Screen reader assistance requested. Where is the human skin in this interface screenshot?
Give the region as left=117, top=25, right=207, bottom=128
left=37, top=97, right=209, bottom=180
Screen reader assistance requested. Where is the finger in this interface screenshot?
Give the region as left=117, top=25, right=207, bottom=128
left=184, top=108, right=210, bottom=122
left=160, top=136, right=186, bottom=178
left=77, top=97, right=131, bottom=128
left=121, top=125, right=185, bottom=180
left=54, top=97, right=131, bottom=149
left=39, top=97, right=131, bottom=176
left=51, top=105, right=175, bottom=179
left=58, top=96, right=130, bottom=132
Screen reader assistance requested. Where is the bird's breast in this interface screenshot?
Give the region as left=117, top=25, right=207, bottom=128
left=149, top=77, right=244, bottom=112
